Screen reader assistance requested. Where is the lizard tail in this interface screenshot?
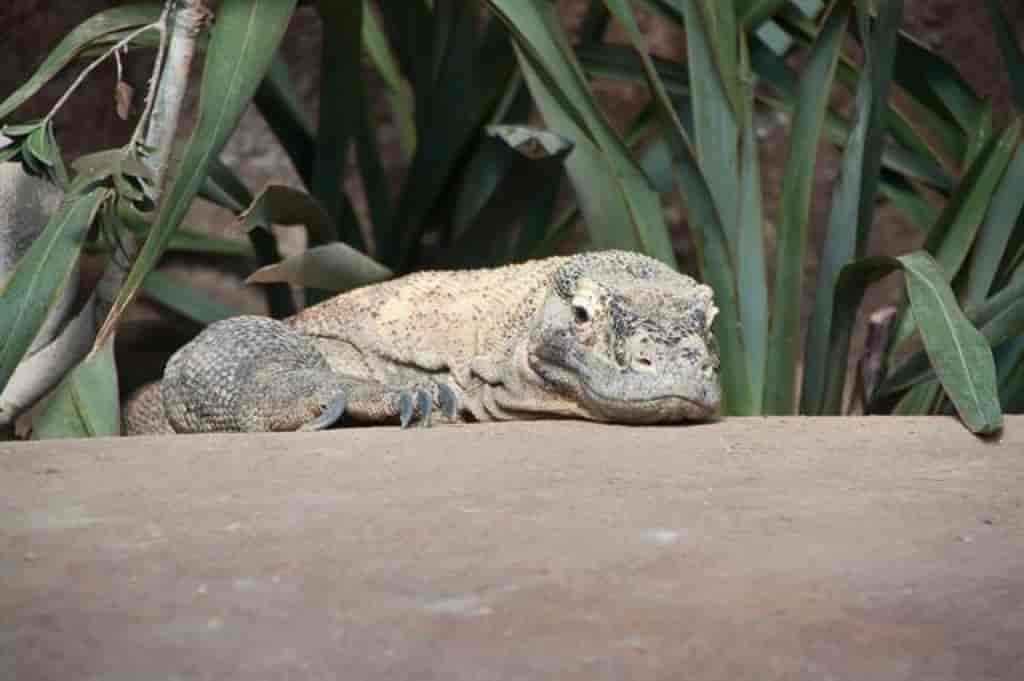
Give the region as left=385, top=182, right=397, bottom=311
left=122, top=381, right=175, bottom=436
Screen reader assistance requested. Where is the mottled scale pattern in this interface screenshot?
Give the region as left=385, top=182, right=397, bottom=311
left=124, top=251, right=722, bottom=434
left=162, top=316, right=348, bottom=433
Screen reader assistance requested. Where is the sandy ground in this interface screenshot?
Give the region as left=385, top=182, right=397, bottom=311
left=2, top=416, right=1022, bottom=680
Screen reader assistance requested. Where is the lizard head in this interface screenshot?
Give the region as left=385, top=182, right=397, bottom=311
left=528, top=252, right=721, bottom=423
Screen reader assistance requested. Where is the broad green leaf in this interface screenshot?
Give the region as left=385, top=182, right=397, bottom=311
left=875, top=274, right=1024, bottom=398
left=486, top=0, right=677, bottom=266
left=239, top=184, right=346, bottom=315
left=0, top=4, right=162, bottom=120
left=239, top=184, right=335, bottom=245
left=96, top=0, right=299, bottom=346
left=827, top=252, right=1001, bottom=434
left=32, top=340, right=119, bottom=439
left=801, top=0, right=902, bottom=415
left=965, top=132, right=1024, bottom=305
left=247, top=242, right=392, bottom=292
left=986, top=0, right=1024, bottom=112
left=892, top=380, right=942, bottom=415
left=0, top=189, right=106, bottom=392
left=764, top=2, right=846, bottom=414
left=142, top=270, right=241, bottom=325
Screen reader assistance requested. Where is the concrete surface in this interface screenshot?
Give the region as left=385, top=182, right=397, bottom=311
left=2, top=417, right=1023, bottom=681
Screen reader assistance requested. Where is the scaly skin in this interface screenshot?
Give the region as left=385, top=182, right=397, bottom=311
left=124, top=251, right=721, bottom=434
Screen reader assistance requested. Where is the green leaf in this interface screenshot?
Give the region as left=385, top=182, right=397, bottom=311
left=389, top=8, right=517, bottom=269
left=0, top=189, right=106, bottom=393
left=246, top=242, right=392, bottom=292
left=594, top=0, right=747, bottom=412
left=32, top=340, right=120, bottom=439
left=199, top=157, right=253, bottom=214
left=735, top=37, right=768, bottom=413
left=443, top=125, right=573, bottom=268
left=986, top=0, right=1024, bottom=112
left=0, top=4, right=162, bottom=120
left=828, top=252, right=1001, bottom=434
left=362, top=5, right=416, bottom=156
left=800, top=0, right=902, bottom=415
left=965, top=131, right=1024, bottom=305
left=681, top=0, right=741, bottom=244
left=486, top=0, right=677, bottom=266
left=239, top=184, right=336, bottom=245
left=253, top=55, right=315, bottom=187
left=120, top=207, right=253, bottom=257
left=96, top=0, right=298, bottom=346
left=141, top=270, right=240, bottom=325
left=764, top=2, right=847, bottom=414
left=311, top=0, right=364, bottom=249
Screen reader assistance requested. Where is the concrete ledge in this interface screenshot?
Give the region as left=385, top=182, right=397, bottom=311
left=2, top=417, right=1022, bottom=680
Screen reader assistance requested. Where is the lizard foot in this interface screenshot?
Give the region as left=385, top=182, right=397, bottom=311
left=396, top=384, right=458, bottom=428
left=299, top=393, right=347, bottom=432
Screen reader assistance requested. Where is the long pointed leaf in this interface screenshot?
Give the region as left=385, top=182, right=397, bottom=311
left=96, top=0, right=298, bottom=345
left=599, top=0, right=750, bottom=412
left=801, top=0, right=902, bottom=414
left=0, top=4, right=162, bottom=120
left=829, top=252, right=1001, bottom=434
left=32, top=340, right=119, bottom=439
left=0, top=189, right=105, bottom=393
left=764, top=2, right=847, bottom=413
left=486, top=0, right=677, bottom=267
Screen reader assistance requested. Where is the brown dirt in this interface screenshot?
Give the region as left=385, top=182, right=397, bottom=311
left=2, top=416, right=1023, bottom=680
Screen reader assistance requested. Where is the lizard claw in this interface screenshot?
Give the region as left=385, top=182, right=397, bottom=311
left=398, top=392, right=415, bottom=428
left=396, top=387, right=443, bottom=428
left=416, top=390, right=433, bottom=428
left=438, top=383, right=457, bottom=420
left=300, top=393, right=347, bottom=431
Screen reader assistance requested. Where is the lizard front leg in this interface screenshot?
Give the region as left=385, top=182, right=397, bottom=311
left=161, top=316, right=453, bottom=433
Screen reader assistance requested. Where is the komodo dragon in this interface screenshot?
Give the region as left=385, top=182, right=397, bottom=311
left=123, top=250, right=721, bottom=434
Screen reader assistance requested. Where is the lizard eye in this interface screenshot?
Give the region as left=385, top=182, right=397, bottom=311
left=572, top=304, right=591, bottom=324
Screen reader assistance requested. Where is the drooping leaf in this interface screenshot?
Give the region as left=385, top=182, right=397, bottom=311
left=0, top=4, right=163, bottom=120
left=247, top=242, right=392, bottom=293
left=96, top=0, right=299, bottom=347
left=826, top=252, right=1001, bottom=434
left=0, top=188, right=106, bottom=393
left=32, top=340, right=119, bottom=439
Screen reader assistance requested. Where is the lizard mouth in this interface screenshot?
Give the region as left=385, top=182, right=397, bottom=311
left=529, top=347, right=720, bottom=424
left=579, top=381, right=719, bottom=423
